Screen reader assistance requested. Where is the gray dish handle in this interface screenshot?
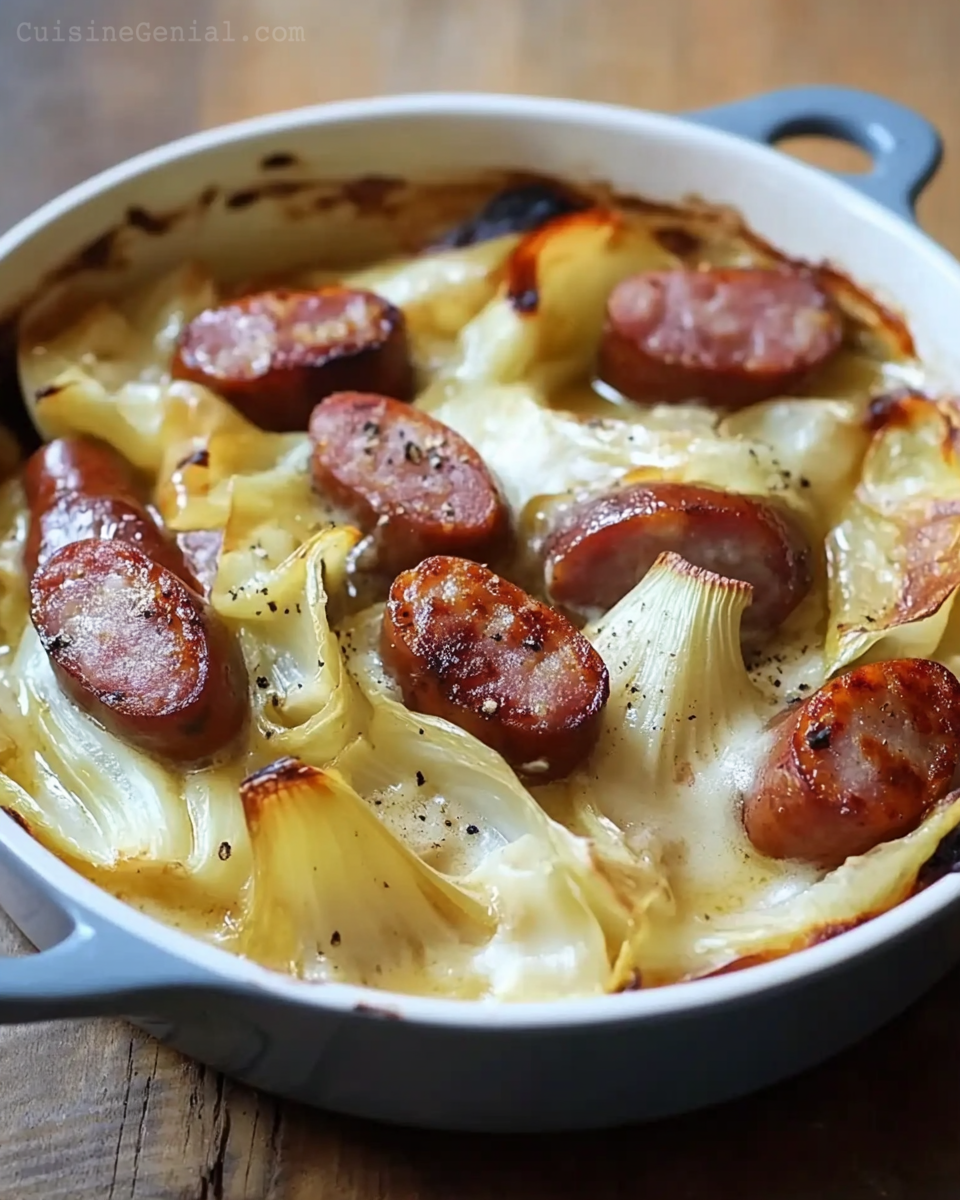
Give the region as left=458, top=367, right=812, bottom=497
left=0, top=829, right=218, bottom=1021
left=0, top=918, right=215, bottom=1022
left=689, top=85, right=943, bottom=223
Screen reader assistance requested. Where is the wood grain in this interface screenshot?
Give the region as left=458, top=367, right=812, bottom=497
left=3, top=0, right=960, bottom=1195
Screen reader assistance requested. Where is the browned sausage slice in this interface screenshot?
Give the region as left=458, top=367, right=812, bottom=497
left=381, top=556, right=609, bottom=779
left=310, top=392, right=510, bottom=574
left=172, top=288, right=414, bottom=431
left=30, top=539, right=248, bottom=763
left=542, top=481, right=811, bottom=640
left=743, top=659, right=960, bottom=868
left=598, top=268, right=843, bottom=408
left=23, top=437, right=197, bottom=585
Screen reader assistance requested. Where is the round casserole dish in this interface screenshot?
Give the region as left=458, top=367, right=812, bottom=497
left=0, top=86, right=956, bottom=1133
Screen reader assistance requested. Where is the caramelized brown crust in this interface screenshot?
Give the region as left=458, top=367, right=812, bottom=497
left=23, top=436, right=197, bottom=585
left=743, top=659, right=960, bottom=867
left=30, top=539, right=247, bottom=763
left=381, top=556, right=609, bottom=780
left=310, top=392, right=510, bottom=573
left=172, top=287, right=414, bottom=431
left=598, top=267, right=843, bottom=408
left=543, top=481, right=812, bottom=640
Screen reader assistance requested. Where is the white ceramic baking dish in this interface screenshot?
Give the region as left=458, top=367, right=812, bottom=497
left=0, top=87, right=956, bottom=1133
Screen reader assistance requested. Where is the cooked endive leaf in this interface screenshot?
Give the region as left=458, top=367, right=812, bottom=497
left=336, top=608, right=667, bottom=995
left=826, top=394, right=960, bottom=673
left=446, top=210, right=674, bottom=391
left=20, top=263, right=216, bottom=398
left=215, top=527, right=368, bottom=765
left=22, top=371, right=250, bottom=478
left=586, top=552, right=770, bottom=800
left=431, top=384, right=806, bottom=520
left=722, top=398, right=870, bottom=535
left=342, top=236, right=520, bottom=375
left=157, top=428, right=316, bottom=534
left=240, top=757, right=494, bottom=993
left=0, top=626, right=252, bottom=912
left=636, top=792, right=960, bottom=983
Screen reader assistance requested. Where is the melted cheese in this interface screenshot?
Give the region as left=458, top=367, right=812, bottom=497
left=7, top=185, right=960, bottom=999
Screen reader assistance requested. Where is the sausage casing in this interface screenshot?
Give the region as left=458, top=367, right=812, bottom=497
left=310, top=392, right=510, bottom=573
left=543, top=481, right=812, bottom=640
left=598, top=268, right=843, bottom=408
left=743, top=658, right=960, bottom=867
left=172, top=288, right=414, bottom=431
left=381, top=555, right=609, bottom=779
left=23, top=437, right=196, bottom=585
left=30, top=538, right=248, bottom=763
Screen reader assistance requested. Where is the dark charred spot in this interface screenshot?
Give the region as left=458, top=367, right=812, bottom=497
left=805, top=725, right=832, bottom=750
left=510, top=288, right=539, bottom=314
left=466, top=824, right=479, bottom=835
left=437, top=181, right=590, bottom=249
left=176, top=447, right=210, bottom=470
left=218, top=841, right=232, bottom=861
left=331, top=930, right=341, bottom=946
left=918, top=825, right=960, bottom=888
left=125, top=206, right=177, bottom=236
left=1, top=807, right=31, bottom=835
left=256, top=676, right=269, bottom=689
left=226, top=189, right=259, bottom=210
left=260, top=151, right=300, bottom=171
left=341, top=175, right=405, bottom=214
left=64, top=229, right=120, bottom=274
left=34, top=382, right=65, bottom=401
left=865, top=389, right=928, bottom=432
left=416, top=770, right=425, bottom=787
left=653, top=226, right=702, bottom=259
left=404, top=441, right=423, bottom=464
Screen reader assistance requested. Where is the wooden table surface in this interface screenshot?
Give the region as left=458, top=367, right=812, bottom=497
left=3, top=0, right=960, bottom=1196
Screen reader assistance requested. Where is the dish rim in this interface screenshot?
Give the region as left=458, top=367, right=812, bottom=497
left=2, top=88, right=960, bottom=1030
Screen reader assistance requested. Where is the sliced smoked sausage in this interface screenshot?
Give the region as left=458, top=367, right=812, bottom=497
left=23, top=436, right=197, bottom=585
left=310, top=392, right=510, bottom=573
left=30, top=538, right=248, bottom=763
left=381, top=555, right=609, bottom=779
left=598, top=267, right=843, bottom=408
left=172, top=287, right=414, bottom=431
left=743, top=658, right=960, bottom=868
left=542, top=481, right=811, bottom=640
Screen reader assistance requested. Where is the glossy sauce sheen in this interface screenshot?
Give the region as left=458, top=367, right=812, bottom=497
left=599, top=267, right=843, bottom=407
left=543, top=481, right=812, bottom=640
left=23, top=437, right=197, bottom=585
left=172, top=287, right=414, bottom=431
left=381, top=556, right=609, bottom=780
left=30, top=539, right=248, bottom=764
left=310, top=392, right=510, bottom=573
left=743, top=659, right=960, bottom=867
